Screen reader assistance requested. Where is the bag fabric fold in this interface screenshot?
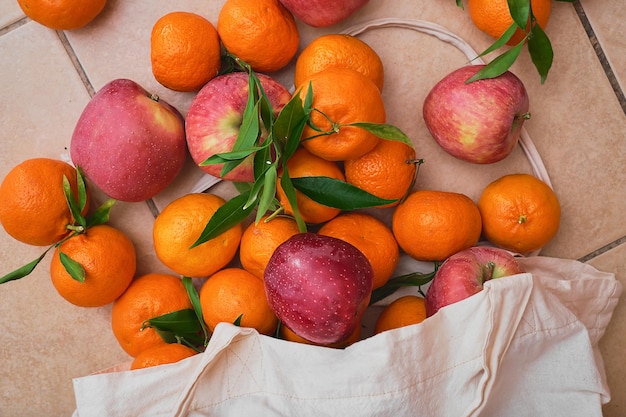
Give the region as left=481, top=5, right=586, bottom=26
left=72, top=256, right=622, bottom=417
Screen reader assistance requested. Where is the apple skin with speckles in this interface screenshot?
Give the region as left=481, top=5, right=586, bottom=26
left=70, top=78, right=186, bottom=202
left=423, top=65, right=530, bottom=164
left=425, top=246, right=525, bottom=317
left=264, top=233, right=373, bottom=345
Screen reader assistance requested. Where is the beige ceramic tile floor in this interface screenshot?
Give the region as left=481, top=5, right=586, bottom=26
left=0, top=0, right=624, bottom=415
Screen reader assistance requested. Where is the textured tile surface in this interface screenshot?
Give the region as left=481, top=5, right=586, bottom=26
left=0, top=0, right=624, bottom=415
left=580, top=0, right=626, bottom=92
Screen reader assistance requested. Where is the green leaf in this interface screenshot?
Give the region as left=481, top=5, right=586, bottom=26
left=255, top=164, right=277, bottom=218
left=143, top=308, right=205, bottom=347
left=527, top=23, right=553, bottom=83
left=0, top=249, right=50, bottom=284
left=279, top=169, right=307, bottom=233
left=86, top=198, right=116, bottom=228
left=59, top=251, right=85, bottom=283
left=273, top=94, right=308, bottom=161
left=466, top=40, right=525, bottom=83
left=472, top=23, right=519, bottom=61
left=200, top=147, right=261, bottom=165
left=191, top=191, right=255, bottom=248
left=507, top=0, right=530, bottom=30
left=233, top=314, right=243, bottom=326
left=63, top=175, right=86, bottom=230
left=291, top=176, right=396, bottom=210
left=369, top=270, right=436, bottom=305
left=456, top=0, right=464, bottom=8
left=221, top=77, right=261, bottom=177
left=75, top=165, right=88, bottom=212
left=182, top=277, right=210, bottom=346
left=346, top=122, right=413, bottom=146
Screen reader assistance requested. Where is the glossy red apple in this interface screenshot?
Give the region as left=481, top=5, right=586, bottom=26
left=425, top=246, right=525, bottom=317
left=278, top=0, right=369, bottom=27
left=70, top=79, right=186, bottom=202
left=185, top=72, right=291, bottom=183
left=264, top=233, right=373, bottom=345
left=422, top=65, right=530, bottom=164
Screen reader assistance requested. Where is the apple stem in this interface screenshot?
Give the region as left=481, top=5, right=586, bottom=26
left=150, top=93, right=160, bottom=102
left=516, top=112, right=531, bottom=121
left=486, top=261, right=496, bottom=280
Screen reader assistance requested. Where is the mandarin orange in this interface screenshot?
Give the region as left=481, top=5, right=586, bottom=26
left=298, top=67, right=385, bottom=161
left=151, top=11, right=222, bottom=92
left=111, top=273, right=193, bottom=357
left=50, top=224, right=136, bottom=307
left=392, top=190, right=482, bottom=262
left=478, top=173, right=560, bottom=253
left=0, top=158, right=88, bottom=246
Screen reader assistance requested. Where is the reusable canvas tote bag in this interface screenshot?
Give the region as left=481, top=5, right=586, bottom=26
left=72, top=256, right=621, bottom=417
left=72, top=19, right=623, bottom=417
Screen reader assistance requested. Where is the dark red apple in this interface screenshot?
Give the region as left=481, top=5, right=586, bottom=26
left=425, top=246, right=525, bottom=316
left=264, top=233, right=373, bottom=345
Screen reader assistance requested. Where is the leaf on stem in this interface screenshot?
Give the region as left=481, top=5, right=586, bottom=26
left=143, top=308, right=206, bottom=347
left=346, top=122, right=413, bottom=146
left=63, top=174, right=86, bottom=230
left=466, top=40, right=525, bottom=83
left=273, top=93, right=308, bottom=161
left=471, top=23, right=518, bottom=62
left=507, top=0, right=530, bottom=30
left=182, top=277, right=210, bottom=347
left=527, top=23, right=553, bottom=83
left=86, top=198, right=116, bottom=228
left=59, top=251, right=85, bottom=283
left=221, top=100, right=261, bottom=178
left=191, top=191, right=256, bottom=248
left=0, top=249, right=50, bottom=284
left=75, top=165, right=88, bottom=212
left=255, top=164, right=278, bottom=223
left=279, top=169, right=307, bottom=233
left=369, top=270, right=436, bottom=305
left=291, top=176, right=396, bottom=210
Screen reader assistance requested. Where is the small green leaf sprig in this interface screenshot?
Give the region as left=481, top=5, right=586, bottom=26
left=191, top=55, right=418, bottom=248
left=459, top=0, right=575, bottom=83
left=0, top=166, right=116, bottom=284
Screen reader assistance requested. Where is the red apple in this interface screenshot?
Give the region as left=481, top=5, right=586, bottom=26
left=425, top=246, right=525, bottom=317
left=422, top=65, right=530, bottom=164
left=264, top=233, right=373, bottom=345
left=70, top=79, right=186, bottom=202
left=278, top=0, right=369, bottom=27
left=185, top=72, right=291, bottom=183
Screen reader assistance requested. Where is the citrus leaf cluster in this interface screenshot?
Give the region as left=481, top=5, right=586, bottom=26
left=461, top=0, right=575, bottom=84
left=191, top=57, right=414, bottom=248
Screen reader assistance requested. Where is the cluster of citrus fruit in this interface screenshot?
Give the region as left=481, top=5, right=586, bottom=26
left=4, top=0, right=560, bottom=370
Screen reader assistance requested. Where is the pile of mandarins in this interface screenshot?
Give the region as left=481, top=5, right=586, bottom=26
left=2, top=0, right=560, bottom=369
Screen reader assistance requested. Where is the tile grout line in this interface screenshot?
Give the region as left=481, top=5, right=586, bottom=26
left=577, top=235, right=626, bottom=263
left=0, top=16, right=29, bottom=36
left=55, top=30, right=96, bottom=97
left=573, top=1, right=626, bottom=115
